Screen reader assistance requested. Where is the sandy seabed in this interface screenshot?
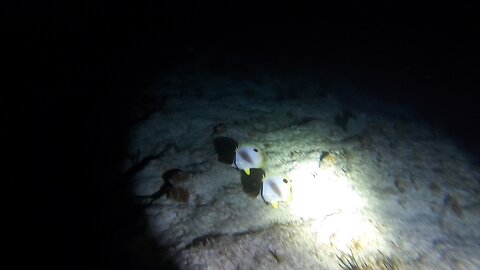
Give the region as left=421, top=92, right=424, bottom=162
left=125, top=69, right=480, bottom=270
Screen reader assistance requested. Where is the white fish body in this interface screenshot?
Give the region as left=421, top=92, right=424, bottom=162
left=232, top=145, right=265, bottom=175
left=261, top=175, right=293, bottom=208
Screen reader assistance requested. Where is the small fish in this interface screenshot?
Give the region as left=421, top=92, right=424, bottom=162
left=232, top=145, right=266, bottom=175
left=261, top=175, right=293, bottom=208
left=213, top=136, right=266, bottom=175
left=213, top=136, right=239, bottom=164
left=240, top=168, right=265, bottom=197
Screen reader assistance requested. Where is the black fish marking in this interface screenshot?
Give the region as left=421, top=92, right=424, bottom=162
left=269, top=181, right=283, bottom=198
left=239, top=149, right=253, bottom=164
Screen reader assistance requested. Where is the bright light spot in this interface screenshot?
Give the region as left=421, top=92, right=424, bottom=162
left=289, top=160, right=363, bottom=219
left=288, top=160, right=384, bottom=251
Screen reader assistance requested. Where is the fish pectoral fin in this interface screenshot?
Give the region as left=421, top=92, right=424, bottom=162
left=271, top=201, right=279, bottom=208
left=244, top=168, right=251, bottom=175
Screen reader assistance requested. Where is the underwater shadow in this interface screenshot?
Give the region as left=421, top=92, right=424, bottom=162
left=28, top=21, right=184, bottom=268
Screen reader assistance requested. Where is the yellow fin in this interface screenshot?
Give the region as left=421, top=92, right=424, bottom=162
left=244, top=168, right=250, bottom=175
left=271, top=201, right=279, bottom=208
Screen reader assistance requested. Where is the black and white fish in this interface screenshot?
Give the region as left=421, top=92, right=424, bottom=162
left=232, top=145, right=266, bottom=175
left=261, top=175, right=293, bottom=208
left=213, top=136, right=266, bottom=175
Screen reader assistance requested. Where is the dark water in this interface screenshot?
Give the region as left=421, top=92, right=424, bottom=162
left=24, top=2, right=478, bottom=269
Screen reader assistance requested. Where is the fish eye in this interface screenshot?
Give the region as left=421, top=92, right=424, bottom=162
left=283, top=178, right=288, bottom=183
left=253, top=148, right=258, bottom=152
